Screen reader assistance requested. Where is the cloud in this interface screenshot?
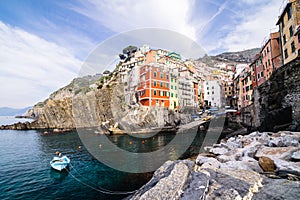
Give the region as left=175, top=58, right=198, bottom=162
left=211, top=0, right=282, bottom=52
left=72, top=0, right=197, bottom=41
left=0, top=21, right=82, bottom=108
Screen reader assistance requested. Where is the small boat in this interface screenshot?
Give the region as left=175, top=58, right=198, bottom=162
left=50, top=155, right=70, bottom=171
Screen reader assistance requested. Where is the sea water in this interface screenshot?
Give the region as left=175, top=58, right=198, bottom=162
left=0, top=121, right=205, bottom=199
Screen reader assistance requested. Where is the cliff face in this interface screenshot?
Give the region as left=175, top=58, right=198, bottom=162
left=2, top=70, right=184, bottom=131
left=241, top=57, right=300, bottom=132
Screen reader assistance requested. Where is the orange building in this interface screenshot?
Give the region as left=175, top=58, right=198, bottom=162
left=137, top=64, right=170, bottom=107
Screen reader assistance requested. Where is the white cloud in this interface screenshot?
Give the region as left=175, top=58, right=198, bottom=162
left=73, top=0, right=197, bottom=41
left=216, top=0, right=282, bottom=52
left=0, top=21, right=82, bottom=108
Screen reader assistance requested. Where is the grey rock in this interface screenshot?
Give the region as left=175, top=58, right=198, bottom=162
left=272, top=157, right=300, bottom=174
left=241, top=156, right=263, bottom=173
left=268, top=137, right=284, bottom=147
left=257, top=132, right=271, bottom=145
left=130, top=161, right=192, bottom=200
left=196, top=155, right=220, bottom=169
left=255, top=146, right=299, bottom=160
left=291, top=150, right=300, bottom=161
left=220, top=161, right=254, bottom=171
left=209, top=147, right=229, bottom=155
left=217, top=154, right=236, bottom=163
left=206, top=168, right=263, bottom=200
left=253, top=179, right=300, bottom=200
left=179, top=172, right=209, bottom=200
left=225, top=139, right=243, bottom=150
left=282, top=135, right=299, bottom=147
left=242, top=141, right=262, bottom=158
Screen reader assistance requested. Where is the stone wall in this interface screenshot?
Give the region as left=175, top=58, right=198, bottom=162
left=241, top=57, right=300, bottom=132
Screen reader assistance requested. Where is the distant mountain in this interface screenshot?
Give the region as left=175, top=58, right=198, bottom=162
left=198, top=48, right=260, bottom=65
left=214, top=48, right=260, bottom=63
left=0, top=107, right=32, bottom=116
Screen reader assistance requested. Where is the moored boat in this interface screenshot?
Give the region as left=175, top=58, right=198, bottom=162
left=50, top=155, right=70, bottom=171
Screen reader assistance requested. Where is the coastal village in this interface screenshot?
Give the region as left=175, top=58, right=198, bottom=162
left=116, top=0, right=300, bottom=114
left=1, top=1, right=300, bottom=199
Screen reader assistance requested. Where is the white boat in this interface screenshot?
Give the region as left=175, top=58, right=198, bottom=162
left=50, top=155, right=70, bottom=171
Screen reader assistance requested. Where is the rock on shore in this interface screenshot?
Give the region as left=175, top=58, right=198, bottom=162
left=129, top=131, right=300, bottom=199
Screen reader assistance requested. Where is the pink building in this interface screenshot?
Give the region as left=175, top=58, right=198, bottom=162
left=254, top=55, right=265, bottom=86
left=260, top=32, right=282, bottom=80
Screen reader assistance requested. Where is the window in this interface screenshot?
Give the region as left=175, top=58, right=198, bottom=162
left=154, top=90, right=157, bottom=95
left=258, top=73, right=260, bottom=79
left=154, top=72, right=157, bottom=77
left=288, top=6, right=292, bottom=20
left=166, top=83, right=169, bottom=88
left=171, top=93, right=174, bottom=97
left=289, top=26, right=293, bottom=38
left=160, top=73, right=163, bottom=78
left=291, top=41, right=296, bottom=53
left=160, top=91, right=163, bottom=96
left=207, top=87, right=209, bottom=90
left=283, top=35, right=287, bottom=44
left=261, top=71, right=264, bottom=77
left=154, top=81, right=157, bottom=86
left=284, top=49, right=288, bottom=59
left=171, top=85, right=173, bottom=89
left=160, top=82, right=163, bottom=87
left=212, top=86, right=214, bottom=89
left=171, top=78, right=173, bottom=82
left=166, top=75, right=169, bottom=80
left=175, top=86, right=177, bottom=90
left=207, top=92, right=209, bottom=95
left=267, top=47, right=269, bottom=52
left=212, top=97, right=214, bottom=101
left=212, top=91, right=214, bottom=95
left=176, top=94, right=178, bottom=98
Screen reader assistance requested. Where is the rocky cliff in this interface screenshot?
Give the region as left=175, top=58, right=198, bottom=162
left=1, top=68, right=186, bottom=131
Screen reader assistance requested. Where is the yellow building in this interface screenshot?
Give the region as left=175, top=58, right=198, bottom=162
left=276, top=0, right=300, bottom=64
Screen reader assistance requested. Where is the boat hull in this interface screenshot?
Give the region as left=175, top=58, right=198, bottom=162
left=50, top=156, right=70, bottom=171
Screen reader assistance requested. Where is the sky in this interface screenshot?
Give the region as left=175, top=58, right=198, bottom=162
left=0, top=0, right=286, bottom=108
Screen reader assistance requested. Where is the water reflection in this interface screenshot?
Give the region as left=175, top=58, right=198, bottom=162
left=50, top=169, right=69, bottom=182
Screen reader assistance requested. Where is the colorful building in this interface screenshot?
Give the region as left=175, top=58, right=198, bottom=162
left=255, top=55, right=265, bottom=86
left=260, top=32, right=282, bottom=80
left=169, top=67, right=179, bottom=110
left=223, top=81, right=234, bottom=107
left=137, top=64, right=170, bottom=107
left=241, top=69, right=253, bottom=107
left=276, top=0, right=300, bottom=64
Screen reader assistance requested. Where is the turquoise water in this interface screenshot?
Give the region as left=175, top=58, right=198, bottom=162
left=0, top=129, right=205, bottom=199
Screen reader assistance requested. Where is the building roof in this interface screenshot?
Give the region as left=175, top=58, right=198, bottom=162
left=276, top=2, right=292, bottom=25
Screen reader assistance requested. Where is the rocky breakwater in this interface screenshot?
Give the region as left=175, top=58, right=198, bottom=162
left=129, top=131, right=300, bottom=199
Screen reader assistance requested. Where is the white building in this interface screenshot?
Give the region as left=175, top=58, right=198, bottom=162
left=204, top=80, right=223, bottom=108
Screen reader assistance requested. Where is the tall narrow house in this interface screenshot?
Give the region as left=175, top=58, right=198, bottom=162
left=276, top=0, right=300, bottom=65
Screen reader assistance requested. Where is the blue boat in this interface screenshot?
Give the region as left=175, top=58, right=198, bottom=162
left=50, top=155, right=70, bottom=171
